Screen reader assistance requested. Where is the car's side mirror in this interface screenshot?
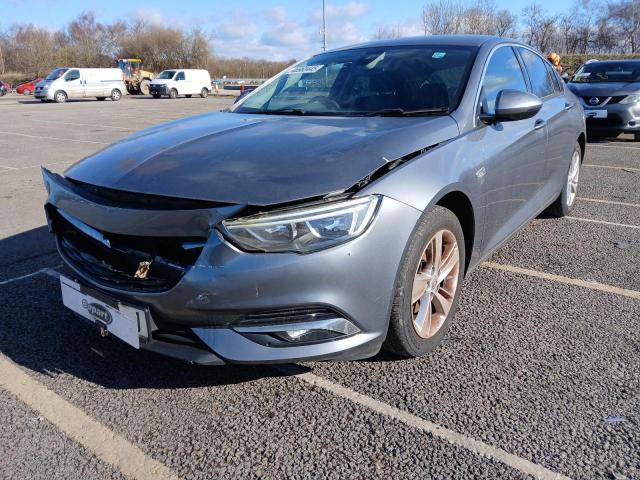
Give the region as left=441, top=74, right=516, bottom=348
left=234, top=90, right=251, bottom=104
left=480, top=90, right=542, bottom=124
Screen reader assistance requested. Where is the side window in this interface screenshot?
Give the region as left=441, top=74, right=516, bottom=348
left=480, top=47, right=527, bottom=115
left=518, top=48, right=555, bottom=98
left=176, top=72, right=185, bottom=81
left=544, top=61, right=563, bottom=93
left=65, top=70, right=80, bottom=82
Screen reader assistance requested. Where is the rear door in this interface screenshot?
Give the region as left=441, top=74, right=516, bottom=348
left=63, top=69, right=84, bottom=98
left=516, top=47, right=573, bottom=193
left=478, top=46, right=549, bottom=255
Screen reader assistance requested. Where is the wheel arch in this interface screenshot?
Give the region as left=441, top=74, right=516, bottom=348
left=577, top=132, right=586, bottom=162
left=434, top=190, right=475, bottom=275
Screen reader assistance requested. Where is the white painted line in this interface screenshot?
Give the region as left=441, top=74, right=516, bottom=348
left=276, top=365, right=571, bottom=480
left=0, top=266, right=61, bottom=286
left=0, top=165, right=18, bottom=171
left=0, top=131, right=109, bottom=145
left=31, top=119, right=136, bottom=131
left=578, top=197, right=640, bottom=208
left=0, top=161, right=73, bottom=174
left=483, top=262, right=640, bottom=300
left=0, top=354, right=182, bottom=480
left=565, top=216, right=640, bottom=229
left=584, top=164, right=640, bottom=172
left=587, top=143, right=640, bottom=151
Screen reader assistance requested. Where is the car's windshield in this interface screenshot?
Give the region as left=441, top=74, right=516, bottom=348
left=571, top=62, right=640, bottom=83
left=157, top=70, right=177, bottom=80
left=232, top=45, right=478, bottom=116
left=45, top=68, right=69, bottom=81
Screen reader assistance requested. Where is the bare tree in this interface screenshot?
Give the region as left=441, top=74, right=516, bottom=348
left=521, top=4, right=557, bottom=53
left=422, top=0, right=466, bottom=35
left=608, top=0, right=640, bottom=52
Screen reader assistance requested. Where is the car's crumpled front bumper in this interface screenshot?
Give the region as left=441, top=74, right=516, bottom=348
left=42, top=169, right=421, bottom=364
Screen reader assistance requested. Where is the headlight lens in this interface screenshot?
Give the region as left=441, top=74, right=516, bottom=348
left=221, top=195, right=380, bottom=253
left=620, top=95, right=640, bottom=104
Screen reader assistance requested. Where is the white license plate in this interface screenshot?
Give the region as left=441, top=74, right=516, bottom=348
left=585, top=110, right=607, bottom=119
left=60, top=276, right=149, bottom=349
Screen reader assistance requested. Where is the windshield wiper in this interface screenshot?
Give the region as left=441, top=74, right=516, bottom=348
left=366, top=107, right=450, bottom=117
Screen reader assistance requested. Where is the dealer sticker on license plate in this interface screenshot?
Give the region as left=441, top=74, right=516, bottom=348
left=60, top=276, right=149, bottom=349
left=585, top=110, right=608, bottom=119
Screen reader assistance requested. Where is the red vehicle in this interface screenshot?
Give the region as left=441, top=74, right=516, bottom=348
left=16, top=78, right=42, bottom=95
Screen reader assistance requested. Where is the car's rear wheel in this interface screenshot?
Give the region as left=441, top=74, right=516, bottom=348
left=169, top=89, right=178, bottom=99
left=545, top=142, right=581, bottom=217
left=384, top=206, right=465, bottom=358
left=54, top=91, right=67, bottom=103
left=200, top=88, right=209, bottom=98
left=110, top=89, right=122, bottom=101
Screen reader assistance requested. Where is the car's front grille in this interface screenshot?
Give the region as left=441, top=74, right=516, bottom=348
left=49, top=206, right=205, bottom=292
left=586, top=114, right=624, bottom=127
left=608, top=96, right=626, bottom=105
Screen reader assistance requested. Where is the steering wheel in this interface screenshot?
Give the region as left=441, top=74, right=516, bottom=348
left=307, top=96, right=341, bottom=111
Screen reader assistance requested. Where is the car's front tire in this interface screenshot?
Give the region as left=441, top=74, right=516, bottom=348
left=54, top=91, right=67, bottom=103
left=545, top=142, right=582, bottom=218
left=110, top=89, right=122, bottom=101
left=169, top=89, right=178, bottom=99
left=384, top=206, right=465, bottom=358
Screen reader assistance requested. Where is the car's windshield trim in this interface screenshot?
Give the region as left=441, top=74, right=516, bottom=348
left=231, top=44, right=479, bottom=118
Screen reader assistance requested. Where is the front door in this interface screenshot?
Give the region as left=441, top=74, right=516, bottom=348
left=63, top=69, right=84, bottom=98
left=477, top=46, right=549, bottom=255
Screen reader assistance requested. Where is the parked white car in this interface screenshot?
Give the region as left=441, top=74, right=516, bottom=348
left=149, top=69, right=212, bottom=99
left=35, top=68, right=127, bottom=103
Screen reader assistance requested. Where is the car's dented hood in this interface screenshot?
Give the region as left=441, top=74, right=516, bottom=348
left=64, top=112, right=459, bottom=206
left=567, top=81, right=640, bottom=97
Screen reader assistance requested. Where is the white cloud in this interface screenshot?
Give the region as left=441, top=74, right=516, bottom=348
left=129, top=8, right=165, bottom=27
left=215, top=19, right=258, bottom=41
left=261, top=22, right=311, bottom=47
left=308, top=2, right=371, bottom=23
left=261, top=6, right=288, bottom=24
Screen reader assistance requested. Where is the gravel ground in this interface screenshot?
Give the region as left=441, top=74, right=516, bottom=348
left=0, top=93, right=638, bottom=480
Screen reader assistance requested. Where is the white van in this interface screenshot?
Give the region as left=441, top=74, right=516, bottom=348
left=35, top=68, right=127, bottom=103
left=149, top=69, right=212, bottom=99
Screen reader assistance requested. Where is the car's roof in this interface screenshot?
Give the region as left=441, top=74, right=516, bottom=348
left=584, top=59, right=640, bottom=64
left=327, top=35, right=526, bottom=53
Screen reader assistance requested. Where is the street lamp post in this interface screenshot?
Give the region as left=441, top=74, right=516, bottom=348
left=322, top=0, right=327, bottom=52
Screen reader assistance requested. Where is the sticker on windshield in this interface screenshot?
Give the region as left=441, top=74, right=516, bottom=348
left=287, top=65, right=324, bottom=75
left=432, top=52, right=446, bottom=59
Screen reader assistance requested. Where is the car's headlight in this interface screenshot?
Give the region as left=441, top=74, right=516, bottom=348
left=620, top=95, right=640, bottom=104
left=221, top=195, right=380, bottom=253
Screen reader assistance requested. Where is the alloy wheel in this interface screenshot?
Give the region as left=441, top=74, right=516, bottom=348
left=411, top=229, right=460, bottom=339
left=566, top=150, right=580, bottom=207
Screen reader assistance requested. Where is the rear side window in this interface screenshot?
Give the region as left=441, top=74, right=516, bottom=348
left=176, top=72, right=185, bottom=81
left=544, top=62, right=563, bottom=93
left=518, top=48, right=555, bottom=98
left=480, top=46, right=527, bottom=115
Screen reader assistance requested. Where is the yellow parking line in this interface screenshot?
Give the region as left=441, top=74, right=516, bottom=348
left=483, top=262, right=640, bottom=300
left=565, top=216, right=640, bottom=229
left=578, top=197, right=640, bottom=208
left=0, top=354, right=183, bottom=480
left=584, top=164, right=640, bottom=172
left=277, top=365, right=571, bottom=480
left=0, top=131, right=109, bottom=145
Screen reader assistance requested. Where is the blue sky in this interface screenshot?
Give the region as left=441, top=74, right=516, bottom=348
left=1, top=0, right=571, bottom=60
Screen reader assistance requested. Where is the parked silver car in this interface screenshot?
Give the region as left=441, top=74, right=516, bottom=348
left=566, top=60, right=640, bottom=140
left=42, top=36, right=585, bottom=364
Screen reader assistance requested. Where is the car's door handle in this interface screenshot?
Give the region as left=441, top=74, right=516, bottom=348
left=534, top=119, right=546, bottom=130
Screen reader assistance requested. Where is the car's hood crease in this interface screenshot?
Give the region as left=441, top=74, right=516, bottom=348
left=64, top=112, right=460, bottom=206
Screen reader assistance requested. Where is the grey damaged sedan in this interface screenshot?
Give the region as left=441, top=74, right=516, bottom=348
left=42, top=36, right=585, bottom=364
